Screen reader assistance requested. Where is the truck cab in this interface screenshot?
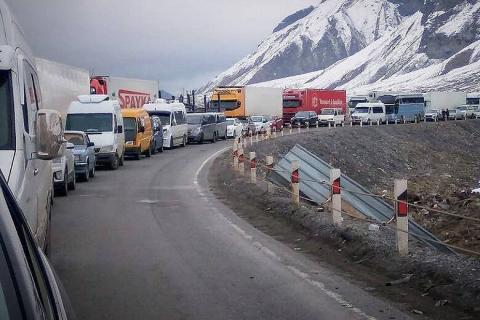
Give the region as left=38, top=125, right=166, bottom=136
left=210, top=87, right=244, bottom=117
left=0, top=0, right=63, bottom=250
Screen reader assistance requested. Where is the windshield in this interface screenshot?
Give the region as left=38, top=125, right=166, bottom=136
left=66, top=113, right=113, bottom=133
left=321, top=109, right=334, bottom=115
left=226, top=120, right=235, bottom=125
left=187, top=115, right=203, bottom=125
left=295, top=112, right=309, bottom=117
left=397, top=97, right=424, bottom=104
left=251, top=116, right=263, bottom=123
left=429, top=109, right=439, bottom=113
left=210, top=100, right=238, bottom=110
left=467, top=98, right=479, bottom=105
left=123, top=118, right=137, bottom=131
left=457, top=106, right=466, bottom=111
left=354, top=107, right=369, bottom=114
left=283, top=100, right=301, bottom=108
left=0, top=71, right=14, bottom=150
left=147, top=111, right=170, bottom=126
left=64, top=133, right=85, bottom=146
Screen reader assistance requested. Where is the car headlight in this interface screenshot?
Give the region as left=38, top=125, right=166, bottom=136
left=100, top=145, right=115, bottom=153
left=194, top=127, right=202, bottom=134
left=126, top=141, right=134, bottom=146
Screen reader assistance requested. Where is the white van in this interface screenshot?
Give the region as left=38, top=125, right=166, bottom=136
left=66, top=95, right=125, bottom=169
left=351, top=103, right=386, bottom=125
left=0, top=0, right=63, bottom=250
left=318, top=108, right=345, bottom=126
left=143, top=101, right=187, bottom=149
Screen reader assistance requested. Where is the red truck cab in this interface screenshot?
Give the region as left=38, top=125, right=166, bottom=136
left=283, top=89, right=347, bottom=123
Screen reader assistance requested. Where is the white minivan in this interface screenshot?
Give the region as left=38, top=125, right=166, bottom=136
left=351, top=103, right=386, bottom=125
left=143, top=101, right=188, bottom=149
left=66, top=95, right=125, bottom=169
left=0, top=0, right=63, bottom=250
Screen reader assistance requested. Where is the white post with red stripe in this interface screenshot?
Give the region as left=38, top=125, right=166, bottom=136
left=266, top=155, right=274, bottom=194
left=291, top=160, right=300, bottom=205
left=330, top=168, right=342, bottom=227
left=394, top=179, right=408, bottom=257
left=238, top=146, right=245, bottom=176
left=250, top=134, right=253, bottom=145
left=233, top=140, right=238, bottom=168
left=249, top=152, right=256, bottom=183
left=242, top=137, right=247, bottom=148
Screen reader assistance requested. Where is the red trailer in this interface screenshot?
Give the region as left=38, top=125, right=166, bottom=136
left=282, top=89, right=347, bottom=123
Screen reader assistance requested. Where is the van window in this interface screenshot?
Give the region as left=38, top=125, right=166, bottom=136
left=218, top=115, right=226, bottom=123
left=174, top=111, right=185, bottom=124
left=0, top=71, right=14, bottom=150
left=372, top=107, right=384, bottom=114
left=66, top=113, right=113, bottom=133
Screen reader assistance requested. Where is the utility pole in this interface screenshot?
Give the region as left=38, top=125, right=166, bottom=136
left=192, top=90, right=196, bottom=113
left=217, top=93, right=221, bottom=113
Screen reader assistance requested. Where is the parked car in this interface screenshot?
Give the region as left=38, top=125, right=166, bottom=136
left=250, top=115, right=270, bottom=133
left=143, top=101, right=188, bottom=149
left=52, top=143, right=76, bottom=197
left=472, top=106, right=480, bottom=119
left=268, top=115, right=283, bottom=132
left=64, top=131, right=96, bottom=181
left=226, top=118, right=243, bottom=138
left=242, top=119, right=257, bottom=136
left=208, top=112, right=228, bottom=140
left=351, top=103, right=386, bottom=125
left=187, top=113, right=216, bottom=143
left=456, top=105, right=475, bottom=119
left=0, top=169, right=73, bottom=319
left=318, top=108, right=345, bottom=126
left=448, top=109, right=461, bottom=120
left=290, top=111, right=318, bottom=127
left=66, top=95, right=125, bottom=169
left=424, top=109, right=441, bottom=122
left=122, top=108, right=153, bottom=160
left=150, top=115, right=164, bottom=153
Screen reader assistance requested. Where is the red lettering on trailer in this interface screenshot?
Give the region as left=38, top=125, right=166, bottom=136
left=118, top=89, right=151, bottom=108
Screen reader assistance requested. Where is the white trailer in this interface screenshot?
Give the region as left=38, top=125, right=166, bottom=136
left=423, top=91, right=466, bottom=111
left=90, top=76, right=159, bottom=108
left=244, top=86, right=283, bottom=117
left=36, top=58, right=90, bottom=120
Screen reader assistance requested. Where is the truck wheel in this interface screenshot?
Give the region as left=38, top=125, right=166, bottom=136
left=55, top=174, right=68, bottom=197
left=134, top=151, right=141, bottom=160
left=199, top=133, right=204, bottom=144
left=83, top=164, right=90, bottom=182
left=145, top=145, right=152, bottom=158
left=67, top=171, right=76, bottom=190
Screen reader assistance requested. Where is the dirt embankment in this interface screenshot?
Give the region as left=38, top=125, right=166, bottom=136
left=250, top=121, right=480, bottom=252
left=209, top=120, right=480, bottom=318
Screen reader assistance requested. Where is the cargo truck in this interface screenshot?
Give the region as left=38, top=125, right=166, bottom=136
left=36, top=57, right=90, bottom=121
left=282, top=89, right=347, bottom=123
left=423, top=91, right=466, bottom=112
left=90, top=75, right=159, bottom=108
left=210, top=86, right=283, bottom=118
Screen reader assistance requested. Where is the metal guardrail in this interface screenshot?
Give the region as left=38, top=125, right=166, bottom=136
left=269, top=144, right=453, bottom=253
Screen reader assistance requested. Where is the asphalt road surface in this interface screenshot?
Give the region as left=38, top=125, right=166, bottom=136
left=50, top=140, right=412, bottom=320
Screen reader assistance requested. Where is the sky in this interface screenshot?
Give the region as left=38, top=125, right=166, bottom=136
left=7, top=0, right=317, bottom=94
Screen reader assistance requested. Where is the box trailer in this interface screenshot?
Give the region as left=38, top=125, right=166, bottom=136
left=210, top=86, right=283, bottom=118
left=36, top=58, right=90, bottom=120
left=90, top=76, right=159, bottom=108
left=282, top=89, right=347, bottom=123
left=424, top=91, right=466, bottom=111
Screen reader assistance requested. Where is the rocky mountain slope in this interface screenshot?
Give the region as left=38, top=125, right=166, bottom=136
left=200, top=0, right=480, bottom=94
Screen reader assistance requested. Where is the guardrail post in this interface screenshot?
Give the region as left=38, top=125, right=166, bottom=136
left=394, top=179, right=408, bottom=257
left=360, top=121, right=363, bottom=127
left=289, top=126, right=292, bottom=134
left=395, top=119, right=398, bottom=125
left=377, top=119, right=380, bottom=126
left=273, top=130, right=277, bottom=139
left=330, top=168, right=342, bottom=227
left=291, top=160, right=300, bottom=205
left=242, top=137, right=247, bottom=148
left=250, top=134, right=253, bottom=145
left=233, top=140, right=238, bottom=168
left=266, top=155, right=274, bottom=194
left=369, top=119, right=372, bottom=126
left=328, top=122, right=331, bottom=129
left=281, top=129, right=284, bottom=136
left=316, top=121, right=319, bottom=128
left=298, top=125, right=301, bottom=133
left=386, top=119, right=389, bottom=125
left=350, top=121, right=353, bottom=127
left=250, top=152, right=256, bottom=183
left=238, top=146, right=245, bottom=176
left=464, top=114, right=467, bottom=121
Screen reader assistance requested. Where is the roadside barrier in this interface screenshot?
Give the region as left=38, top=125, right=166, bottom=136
left=250, top=152, right=256, bottom=183
left=238, top=146, right=244, bottom=175
left=330, top=168, right=342, bottom=227
left=291, top=160, right=300, bottom=205
left=266, top=155, right=274, bottom=194
left=394, top=179, right=409, bottom=256
left=233, top=140, right=238, bottom=168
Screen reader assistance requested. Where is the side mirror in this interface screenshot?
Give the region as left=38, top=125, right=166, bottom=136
left=66, top=142, right=75, bottom=150
left=117, top=125, right=123, bottom=133
left=36, top=109, right=63, bottom=160
left=87, top=142, right=95, bottom=147
left=139, top=126, right=145, bottom=133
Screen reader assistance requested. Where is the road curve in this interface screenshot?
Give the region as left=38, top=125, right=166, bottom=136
left=50, top=140, right=411, bottom=320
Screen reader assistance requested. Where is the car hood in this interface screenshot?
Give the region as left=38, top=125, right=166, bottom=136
left=0, top=151, right=14, bottom=182
left=291, top=117, right=306, bottom=121
left=351, top=113, right=368, bottom=118
left=87, top=132, right=115, bottom=148
left=188, top=124, right=201, bottom=129
left=318, top=115, right=334, bottom=119
left=72, top=147, right=87, bottom=155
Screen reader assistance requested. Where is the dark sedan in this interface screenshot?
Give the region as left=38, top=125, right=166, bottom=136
left=290, top=111, right=318, bottom=127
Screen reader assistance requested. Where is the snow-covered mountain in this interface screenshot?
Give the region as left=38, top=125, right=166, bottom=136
left=200, top=0, right=480, bottom=94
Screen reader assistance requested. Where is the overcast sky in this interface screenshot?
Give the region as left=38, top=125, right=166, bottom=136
left=7, top=0, right=316, bottom=94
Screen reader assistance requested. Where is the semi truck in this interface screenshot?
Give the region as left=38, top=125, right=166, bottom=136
left=423, top=91, right=466, bottom=111
left=90, top=75, right=159, bottom=108
left=210, top=86, right=283, bottom=118
left=36, top=57, right=90, bottom=121
left=282, top=89, right=347, bottom=123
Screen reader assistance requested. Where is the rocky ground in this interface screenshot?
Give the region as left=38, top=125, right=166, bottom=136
left=209, top=120, right=480, bottom=319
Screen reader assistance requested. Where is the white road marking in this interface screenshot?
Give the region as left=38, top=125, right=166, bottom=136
left=193, top=145, right=375, bottom=320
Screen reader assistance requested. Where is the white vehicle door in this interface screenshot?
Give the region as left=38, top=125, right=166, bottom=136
left=21, top=59, right=50, bottom=246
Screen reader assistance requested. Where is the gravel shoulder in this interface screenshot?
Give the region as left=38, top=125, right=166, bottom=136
left=208, top=120, right=480, bottom=319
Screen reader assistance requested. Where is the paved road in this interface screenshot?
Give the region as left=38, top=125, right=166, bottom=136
left=50, top=140, right=411, bottom=320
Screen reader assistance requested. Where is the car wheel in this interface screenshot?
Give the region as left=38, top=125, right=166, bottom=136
left=119, top=153, right=124, bottom=166
left=151, top=142, right=157, bottom=155
left=83, top=164, right=90, bottom=182
left=89, top=163, right=95, bottom=178
left=181, top=135, right=187, bottom=147
left=110, top=154, right=119, bottom=170
left=169, top=137, right=174, bottom=149
left=212, top=132, right=217, bottom=143
left=55, top=174, right=68, bottom=197
left=68, top=170, right=76, bottom=190
left=145, top=144, right=152, bottom=157
left=223, top=130, right=227, bottom=140
left=199, top=133, right=204, bottom=144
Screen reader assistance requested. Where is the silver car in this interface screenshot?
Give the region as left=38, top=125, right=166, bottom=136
left=52, top=143, right=76, bottom=197
left=65, top=131, right=96, bottom=182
